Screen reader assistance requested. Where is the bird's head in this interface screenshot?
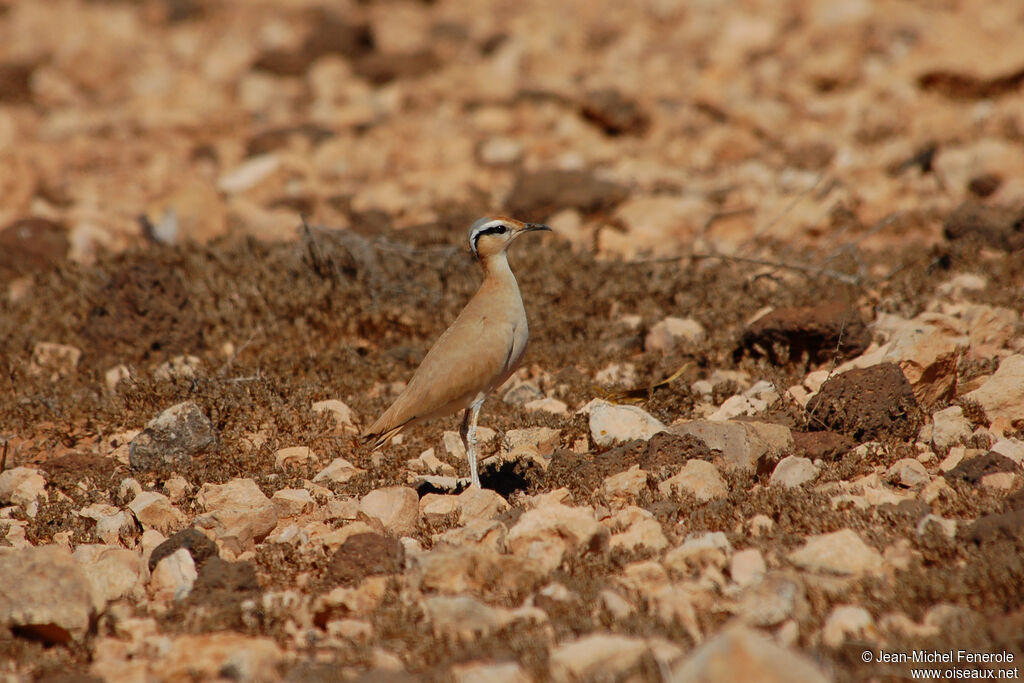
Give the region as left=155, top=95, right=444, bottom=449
left=468, top=216, right=551, bottom=260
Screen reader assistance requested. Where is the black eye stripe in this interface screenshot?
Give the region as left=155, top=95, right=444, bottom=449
left=471, top=224, right=509, bottom=253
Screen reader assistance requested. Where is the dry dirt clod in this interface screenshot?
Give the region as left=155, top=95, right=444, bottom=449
left=805, top=363, right=924, bottom=442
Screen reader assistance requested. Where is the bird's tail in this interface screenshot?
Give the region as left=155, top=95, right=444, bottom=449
left=361, top=421, right=408, bottom=451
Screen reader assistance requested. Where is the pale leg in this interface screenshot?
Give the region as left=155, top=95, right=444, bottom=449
left=461, top=398, right=484, bottom=488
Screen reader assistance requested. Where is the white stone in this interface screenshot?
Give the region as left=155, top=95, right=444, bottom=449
left=822, top=605, right=876, bottom=648
left=271, top=488, right=314, bottom=517
left=79, top=503, right=135, bottom=545
left=194, top=478, right=278, bottom=554
left=128, top=491, right=186, bottom=535
left=30, top=342, right=81, bottom=379
left=104, top=364, right=131, bottom=392
left=964, top=355, right=1024, bottom=431
left=0, top=545, right=94, bottom=644
left=458, top=486, right=510, bottom=523
left=671, top=625, right=830, bottom=683
left=523, top=397, right=569, bottom=415
left=769, top=456, right=819, bottom=488
left=787, top=529, right=883, bottom=576
left=885, top=458, right=930, bottom=488
left=659, top=460, right=728, bottom=501
left=916, top=514, right=956, bottom=539
left=155, top=633, right=283, bottom=681
left=603, top=465, right=649, bottom=501
left=359, top=487, right=419, bottom=536
left=312, top=456, right=363, bottom=483
left=503, top=427, right=561, bottom=457
left=670, top=420, right=793, bottom=470
left=153, top=355, right=201, bottom=381
left=217, top=154, right=280, bottom=193
left=730, top=548, right=767, bottom=586
left=645, top=316, right=706, bottom=352
left=453, top=660, right=530, bottom=683
left=930, top=406, right=973, bottom=450
left=991, top=438, right=1024, bottom=467
left=665, top=531, right=734, bottom=572
left=0, top=466, right=47, bottom=516
left=478, top=136, right=524, bottom=166
left=589, top=401, right=666, bottom=446
left=73, top=545, right=144, bottom=606
left=549, top=633, right=651, bottom=682
left=508, top=503, right=608, bottom=573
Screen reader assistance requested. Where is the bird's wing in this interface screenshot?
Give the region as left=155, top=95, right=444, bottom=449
left=363, top=305, right=515, bottom=443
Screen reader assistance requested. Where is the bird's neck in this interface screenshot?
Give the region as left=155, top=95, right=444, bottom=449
left=480, top=251, right=516, bottom=285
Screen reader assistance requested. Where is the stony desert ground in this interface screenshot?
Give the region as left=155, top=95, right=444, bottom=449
left=1, top=0, right=1023, bottom=680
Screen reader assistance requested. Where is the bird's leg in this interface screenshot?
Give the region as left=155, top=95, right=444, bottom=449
left=463, top=398, right=484, bottom=488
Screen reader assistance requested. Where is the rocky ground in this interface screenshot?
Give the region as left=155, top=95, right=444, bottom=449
left=2, top=0, right=1024, bottom=681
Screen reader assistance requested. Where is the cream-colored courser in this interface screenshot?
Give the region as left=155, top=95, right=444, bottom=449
left=363, top=216, right=551, bottom=488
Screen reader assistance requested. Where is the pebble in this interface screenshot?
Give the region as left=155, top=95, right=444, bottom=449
left=787, top=529, right=883, bottom=576
left=129, top=401, right=217, bottom=471
left=659, top=460, right=728, bottom=501
left=671, top=625, right=830, bottom=683
left=822, top=605, right=876, bottom=648
left=312, top=456, right=364, bottom=483
left=194, top=478, right=279, bottom=555
left=589, top=400, right=666, bottom=446
left=964, top=354, right=1024, bottom=432
left=730, top=548, right=767, bottom=586
left=128, top=491, right=187, bottom=535
left=670, top=420, right=793, bottom=471
left=769, top=456, right=820, bottom=488
left=0, top=466, right=47, bottom=517
left=549, top=633, right=652, bottom=682
left=644, top=316, right=706, bottom=352
left=0, top=545, right=95, bottom=643
left=359, top=486, right=420, bottom=536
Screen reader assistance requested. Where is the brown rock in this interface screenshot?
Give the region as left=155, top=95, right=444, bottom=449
left=504, top=169, right=629, bottom=223
left=792, top=430, right=855, bottom=461
left=943, top=201, right=1024, bottom=251
left=739, top=301, right=870, bottom=365
left=328, top=533, right=406, bottom=586
left=806, top=363, right=923, bottom=441
left=0, top=218, right=67, bottom=276
left=579, top=89, right=650, bottom=136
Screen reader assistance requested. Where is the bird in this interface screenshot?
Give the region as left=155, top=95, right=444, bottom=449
left=363, top=216, right=551, bottom=488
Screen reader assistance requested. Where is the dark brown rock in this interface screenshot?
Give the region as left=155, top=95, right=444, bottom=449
left=944, top=452, right=1019, bottom=484
left=149, top=527, right=220, bottom=572
left=965, top=509, right=1024, bottom=544
left=0, top=61, right=35, bottom=104
left=327, top=533, right=405, bottom=585
left=353, top=51, right=440, bottom=85
left=738, top=301, right=871, bottom=365
left=943, top=201, right=1024, bottom=251
left=253, top=9, right=373, bottom=76
left=968, top=173, right=1002, bottom=198
left=0, top=218, right=68, bottom=276
left=504, top=169, right=629, bottom=223
left=805, top=363, right=923, bottom=441
left=579, top=89, right=650, bottom=136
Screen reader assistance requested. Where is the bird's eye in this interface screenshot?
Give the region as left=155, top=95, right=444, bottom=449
left=495, top=225, right=507, bottom=233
